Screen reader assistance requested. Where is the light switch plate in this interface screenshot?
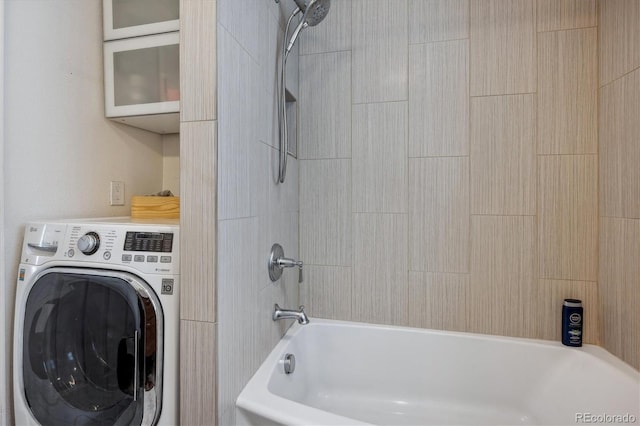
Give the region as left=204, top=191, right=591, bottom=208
left=110, top=181, right=125, bottom=206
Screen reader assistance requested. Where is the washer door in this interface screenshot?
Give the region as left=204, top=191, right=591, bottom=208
left=21, top=268, right=163, bottom=426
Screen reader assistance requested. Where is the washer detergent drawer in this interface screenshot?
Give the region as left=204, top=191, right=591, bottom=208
left=21, top=269, right=162, bottom=426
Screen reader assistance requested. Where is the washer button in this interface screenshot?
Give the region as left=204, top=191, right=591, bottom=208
left=122, top=254, right=132, bottom=262
left=103, top=251, right=112, bottom=260
left=147, top=255, right=158, bottom=263
left=160, top=256, right=172, bottom=263
left=67, top=249, right=75, bottom=258
left=134, top=255, right=145, bottom=262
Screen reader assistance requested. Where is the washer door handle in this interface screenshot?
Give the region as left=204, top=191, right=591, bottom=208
left=133, top=330, right=139, bottom=401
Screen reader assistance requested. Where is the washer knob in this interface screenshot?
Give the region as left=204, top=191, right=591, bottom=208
left=77, top=232, right=100, bottom=255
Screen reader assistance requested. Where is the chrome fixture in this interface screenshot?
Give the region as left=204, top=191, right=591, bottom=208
left=273, top=304, right=310, bottom=325
left=282, top=353, right=296, bottom=374
left=268, top=243, right=303, bottom=282
left=287, top=0, right=332, bottom=54
left=278, top=0, right=331, bottom=183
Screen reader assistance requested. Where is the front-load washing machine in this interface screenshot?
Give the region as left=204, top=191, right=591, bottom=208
left=13, top=217, right=179, bottom=426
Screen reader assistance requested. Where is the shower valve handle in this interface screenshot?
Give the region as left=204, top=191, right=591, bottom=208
left=269, top=243, right=304, bottom=282
left=278, top=257, right=304, bottom=283
left=277, top=257, right=303, bottom=268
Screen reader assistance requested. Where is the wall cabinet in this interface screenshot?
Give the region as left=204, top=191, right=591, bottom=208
left=103, top=0, right=179, bottom=134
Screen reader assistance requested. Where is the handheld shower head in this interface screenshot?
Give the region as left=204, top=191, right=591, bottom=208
left=278, top=0, right=331, bottom=184
left=286, top=0, right=331, bottom=54
left=297, top=0, right=331, bottom=27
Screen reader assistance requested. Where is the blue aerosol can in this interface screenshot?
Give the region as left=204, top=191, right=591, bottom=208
left=562, top=299, right=583, bottom=347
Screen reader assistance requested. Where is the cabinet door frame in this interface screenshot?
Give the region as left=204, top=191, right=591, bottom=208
left=103, top=0, right=179, bottom=41
left=104, top=31, right=180, bottom=118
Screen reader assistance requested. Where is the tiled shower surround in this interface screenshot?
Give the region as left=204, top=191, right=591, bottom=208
left=298, top=0, right=639, bottom=370
left=180, top=1, right=302, bottom=425
left=178, top=0, right=640, bottom=424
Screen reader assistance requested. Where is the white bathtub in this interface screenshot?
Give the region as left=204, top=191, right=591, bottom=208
left=236, top=319, right=640, bottom=426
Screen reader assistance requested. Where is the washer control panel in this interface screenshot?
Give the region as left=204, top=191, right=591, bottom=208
left=22, top=219, right=179, bottom=275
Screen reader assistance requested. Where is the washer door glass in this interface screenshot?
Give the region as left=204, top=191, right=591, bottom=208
left=22, top=270, right=159, bottom=426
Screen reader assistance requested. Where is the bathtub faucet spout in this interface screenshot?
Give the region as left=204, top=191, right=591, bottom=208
left=273, top=304, right=310, bottom=325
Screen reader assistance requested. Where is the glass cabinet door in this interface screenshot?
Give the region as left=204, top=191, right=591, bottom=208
left=103, top=0, right=179, bottom=41
left=104, top=32, right=180, bottom=120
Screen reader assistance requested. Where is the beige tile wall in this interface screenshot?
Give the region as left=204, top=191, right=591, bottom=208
left=299, top=0, right=600, bottom=345
left=352, top=213, right=408, bottom=325
left=470, top=94, right=536, bottom=215
left=538, top=28, right=597, bottom=154
left=300, top=159, right=352, bottom=265
left=599, top=0, right=640, bottom=370
left=180, top=320, right=217, bottom=426
left=215, top=1, right=302, bottom=424
left=538, top=155, right=598, bottom=281
left=468, top=215, right=537, bottom=338
left=299, top=51, right=351, bottom=159
left=537, top=0, right=597, bottom=32
left=470, top=0, right=537, bottom=96
left=409, top=157, right=470, bottom=273
left=179, top=1, right=218, bottom=424
left=409, top=39, right=469, bottom=157
left=353, top=102, right=408, bottom=213
left=352, top=0, right=408, bottom=103
left=180, top=0, right=305, bottom=424
left=176, top=3, right=640, bottom=424
left=599, top=218, right=640, bottom=369
left=599, top=0, right=640, bottom=85
left=409, top=0, right=469, bottom=43
left=599, top=67, right=640, bottom=219
left=408, top=272, right=469, bottom=332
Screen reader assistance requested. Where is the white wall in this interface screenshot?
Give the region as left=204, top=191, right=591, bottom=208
left=162, top=134, right=180, bottom=195
left=2, top=0, right=166, bottom=420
